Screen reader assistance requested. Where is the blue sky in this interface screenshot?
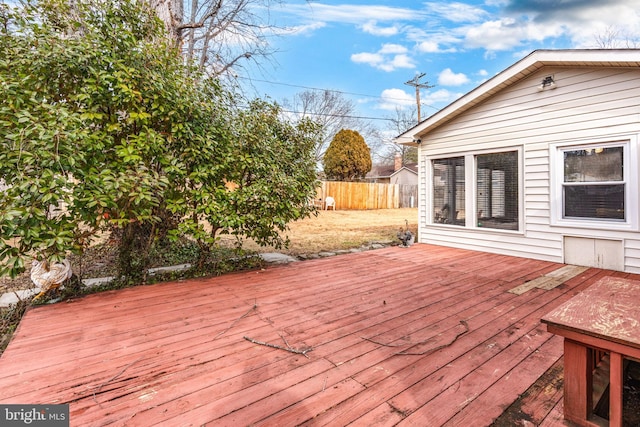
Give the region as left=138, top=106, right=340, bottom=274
left=242, top=0, right=640, bottom=127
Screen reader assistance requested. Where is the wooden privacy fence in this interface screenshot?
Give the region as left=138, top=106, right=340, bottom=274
left=317, top=181, right=418, bottom=210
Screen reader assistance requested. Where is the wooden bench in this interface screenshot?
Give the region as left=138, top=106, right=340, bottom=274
left=542, top=276, right=640, bottom=426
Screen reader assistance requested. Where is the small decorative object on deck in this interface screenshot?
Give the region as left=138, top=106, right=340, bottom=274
left=30, top=258, right=72, bottom=301
left=397, top=219, right=414, bottom=247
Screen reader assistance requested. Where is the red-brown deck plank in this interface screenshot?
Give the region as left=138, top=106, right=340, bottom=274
left=387, top=272, right=609, bottom=424
left=0, top=244, right=632, bottom=426
left=444, top=335, right=565, bottom=426
left=539, top=400, right=568, bottom=427
left=493, top=357, right=565, bottom=426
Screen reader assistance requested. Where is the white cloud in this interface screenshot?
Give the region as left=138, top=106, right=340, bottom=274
left=416, top=41, right=440, bottom=53
left=381, top=88, right=414, bottom=104
left=459, top=16, right=566, bottom=51
left=351, top=52, right=384, bottom=67
left=485, top=0, right=509, bottom=6
left=462, top=18, right=525, bottom=51
left=361, top=21, right=400, bottom=37
left=425, top=2, right=488, bottom=23
left=282, top=0, right=640, bottom=61
left=423, top=89, right=463, bottom=106
left=456, top=1, right=640, bottom=52
left=351, top=45, right=415, bottom=72
left=376, top=87, right=462, bottom=111
left=553, top=3, right=640, bottom=48
left=284, top=3, right=423, bottom=24
left=406, top=26, right=463, bottom=54
left=279, top=21, right=326, bottom=36
left=416, top=40, right=458, bottom=54
left=438, top=68, right=470, bottom=86
left=475, top=69, right=489, bottom=84
left=379, top=43, right=408, bottom=54
left=387, top=54, right=415, bottom=70
left=378, top=88, right=415, bottom=111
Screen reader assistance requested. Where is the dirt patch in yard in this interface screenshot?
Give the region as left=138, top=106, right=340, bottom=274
left=0, top=208, right=418, bottom=295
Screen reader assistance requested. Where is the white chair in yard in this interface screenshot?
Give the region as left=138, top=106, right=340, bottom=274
left=325, top=196, right=336, bottom=210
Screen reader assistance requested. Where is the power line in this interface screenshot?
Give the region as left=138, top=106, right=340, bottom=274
left=239, top=77, right=388, bottom=100
left=231, top=101, right=395, bottom=122
left=277, top=108, right=394, bottom=122
left=239, top=76, right=439, bottom=108
left=235, top=76, right=441, bottom=123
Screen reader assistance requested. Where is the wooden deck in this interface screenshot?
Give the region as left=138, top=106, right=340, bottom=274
left=0, top=244, right=635, bottom=426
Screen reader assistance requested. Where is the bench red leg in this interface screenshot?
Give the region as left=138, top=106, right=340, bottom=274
left=563, top=339, right=593, bottom=425
left=609, top=352, right=623, bottom=427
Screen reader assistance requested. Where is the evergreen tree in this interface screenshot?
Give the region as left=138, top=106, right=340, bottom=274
left=323, top=129, right=372, bottom=181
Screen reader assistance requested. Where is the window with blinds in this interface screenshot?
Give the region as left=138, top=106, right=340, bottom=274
left=476, top=151, right=519, bottom=231
left=432, top=157, right=465, bottom=226
left=562, top=146, right=625, bottom=220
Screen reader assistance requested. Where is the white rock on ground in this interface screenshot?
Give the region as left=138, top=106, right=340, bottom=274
left=259, top=253, right=298, bottom=264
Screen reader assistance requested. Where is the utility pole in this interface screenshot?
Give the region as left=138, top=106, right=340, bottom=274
left=404, top=72, right=434, bottom=122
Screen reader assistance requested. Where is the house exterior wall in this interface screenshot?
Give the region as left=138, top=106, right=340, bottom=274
left=368, top=177, right=391, bottom=184
left=390, top=168, right=418, bottom=186
left=417, top=66, right=640, bottom=273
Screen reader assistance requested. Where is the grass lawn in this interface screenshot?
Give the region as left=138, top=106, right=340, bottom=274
left=219, top=208, right=419, bottom=256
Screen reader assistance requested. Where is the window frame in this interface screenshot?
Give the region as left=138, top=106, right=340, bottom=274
left=430, top=156, right=466, bottom=226
left=428, top=146, right=523, bottom=233
left=475, top=150, right=521, bottom=231
left=550, top=137, right=638, bottom=231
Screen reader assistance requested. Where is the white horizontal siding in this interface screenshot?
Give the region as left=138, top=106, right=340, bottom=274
left=418, top=65, right=640, bottom=271
left=526, top=201, right=550, bottom=211
left=625, top=243, right=640, bottom=274
left=425, top=73, right=640, bottom=147
left=526, top=186, right=549, bottom=196
left=441, top=68, right=640, bottom=134
left=421, top=228, right=562, bottom=262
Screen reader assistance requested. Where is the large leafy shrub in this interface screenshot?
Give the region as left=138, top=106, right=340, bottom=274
left=0, top=0, right=318, bottom=281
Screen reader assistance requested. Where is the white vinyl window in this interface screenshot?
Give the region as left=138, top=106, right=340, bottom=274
left=432, top=157, right=465, bottom=226
left=552, top=139, right=637, bottom=230
left=563, top=146, right=624, bottom=220
left=431, top=148, right=521, bottom=231
left=476, top=151, right=519, bottom=231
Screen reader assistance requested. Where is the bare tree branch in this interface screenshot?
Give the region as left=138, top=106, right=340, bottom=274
left=283, top=90, right=379, bottom=162
left=593, top=25, right=640, bottom=48
left=244, top=335, right=313, bottom=358
left=362, top=320, right=470, bottom=356
left=376, top=107, right=418, bottom=166
left=151, top=0, right=281, bottom=77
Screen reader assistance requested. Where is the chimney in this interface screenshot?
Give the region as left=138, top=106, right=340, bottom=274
left=394, top=153, right=402, bottom=171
